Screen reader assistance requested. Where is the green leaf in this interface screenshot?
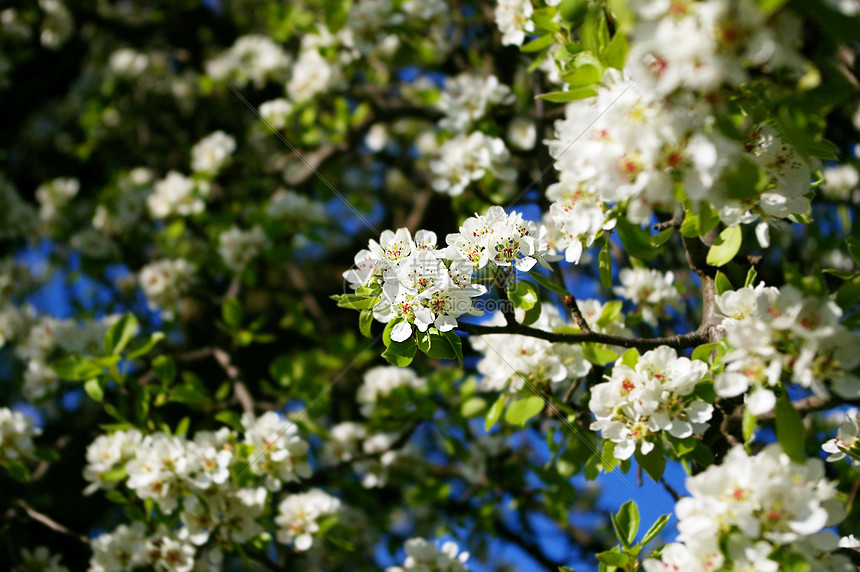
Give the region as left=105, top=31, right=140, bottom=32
left=222, top=298, right=242, bottom=328
left=559, top=0, right=588, bottom=24
left=706, top=226, right=742, bottom=267
left=744, top=266, right=758, bottom=288
left=602, top=32, right=628, bottom=70
left=599, top=238, right=612, bottom=288
left=742, top=406, right=757, bottom=443
left=126, top=332, right=165, bottom=360
left=104, top=313, right=139, bottom=356
left=596, top=300, right=623, bottom=329
left=601, top=441, right=618, bottom=472
left=485, top=394, right=507, bottom=431
left=691, top=343, right=717, bottom=363
left=836, top=278, right=860, bottom=309
left=331, top=294, right=381, bottom=311
left=715, top=271, right=733, bottom=295
left=620, top=348, right=639, bottom=368
left=611, top=500, right=640, bottom=547
left=418, top=330, right=462, bottom=364
left=508, top=280, right=539, bottom=311
left=718, top=156, right=767, bottom=200
left=847, top=237, right=860, bottom=265
left=583, top=343, right=618, bottom=366
left=460, top=397, right=487, bottom=418
left=521, top=34, right=555, bottom=53
left=641, top=513, right=671, bottom=545
left=153, top=355, right=176, bottom=384
left=615, top=218, right=658, bottom=260
left=754, top=0, right=788, bottom=15
left=382, top=318, right=401, bottom=348
left=50, top=356, right=103, bottom=381
left=84, top=378, right=105, bottom=401
left=381, top=338, right=417, bottom=367
left=775, top=391, right=806, bottom=463
left=532, top=6, right=561, bottom=33
left=596, top=548, right=629, bottom=567
left=505, top=395, right=545, bottom=426
left=359, top=309, right=373, bottom=338
left=214, top=410, right=244, bottom=432
left=529, top=273, right=571, bottom=297
left=537, top=87, right=599, bottom=103
left=679, top=206, right=720, bottom=238
left=634, top=441, right=666, bottom=481
left=4, top=459, right=31, bottom=482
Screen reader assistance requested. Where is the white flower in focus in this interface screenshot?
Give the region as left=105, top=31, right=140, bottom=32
left=275, top=489, right=341, bottom=551
left=191, top=131, right=236, bottom=175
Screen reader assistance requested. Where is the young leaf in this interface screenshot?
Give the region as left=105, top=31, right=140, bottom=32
left=153, top=355, right=176, bottom=384
left=641, top=513, right=671, bottom=545
left=222, top=298, right=243, bottom=328
left=599, top=238, right=612, bottom=288
left=485, top=394, right=507, bottom=431
left=359, top=309, right=373, bottom=338
left=84, top=378, right=104, bottom=402
left=505, top=395, right=545, bottom=426
left=744, top=266, right=758, bottom=288
left=775, top=391, right=806, bottom=463
left=634, top=441, right=666, bottom=481
left=715, top=271, right=733, bottom=295
left=50, top=356, right=103, bottom=381
left=529, top=273, right=571, bottom=297
left=104, top=313, right=139, bottom=355
left=611, top=500, right=640, bottom=547
left=381, top=338, right=417, bottom=367
left=706, top=226, right=742, bottom=267
left=126, top=332, right=165, bottom=360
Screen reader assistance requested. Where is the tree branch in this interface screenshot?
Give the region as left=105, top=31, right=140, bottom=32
left=16, top=501, right=89, bottom=544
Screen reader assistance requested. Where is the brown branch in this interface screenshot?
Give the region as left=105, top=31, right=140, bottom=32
left=213, top=348, right=254, bottom=415
left=16, top=501, right=89, bottom=544
left=458, top=321, right=709, bottom=351
left=564, top=294, right=591, bottom=334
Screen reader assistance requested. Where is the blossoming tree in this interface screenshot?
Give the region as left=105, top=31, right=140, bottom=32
left=1, top=0, right=860, bottom=570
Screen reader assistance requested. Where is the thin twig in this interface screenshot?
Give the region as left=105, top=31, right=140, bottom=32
left=564, top=295, right=591, bottom=333
left=17, top=501, right=89, bottom=544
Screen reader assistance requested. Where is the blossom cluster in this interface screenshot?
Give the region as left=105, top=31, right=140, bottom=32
left=427, top=71, right=518, bottom=196
left=471, top=307, right=590, bottom=393
left=589, top=346, right=712, bottom=460
left=217, top=225, right=269, bottom=273
left=190, top=130, right=236, bottom=175
left=546, top=72, right=811, bottom=257
left=344, top=228, right=484, bottom=342
left=139, top=258, right=195, bottom=319
left=715, top=283, right=860, bottom=415
left=0, top=407, right=39, bottom=465
left=6, top=312, right=119, bottom=400
left=83, top=412, right=345, bottom=569
left=645, top=445, right=851, bottom=572
left=626, top=0, right=805, bottom=99
left=385, top=537, right=470, bottom=572
left=357, top=365, right=426, bottom=417
left=205, top=35, right=291, bottom=89
left=613, top=268, right=680, bottom=326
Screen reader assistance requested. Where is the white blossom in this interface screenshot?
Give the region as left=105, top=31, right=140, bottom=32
left=190, top=131, right=236, bottom=175
left=494, top=0, right=535, bottom=47
left=430, top=132, right=516, bottom=196
left=217, top=225, right=269, bottom=272
left=386, top=537, right=470, bottom=572
left=206, top=35, right=290, bottom=88
left=274, top=489, right=341, bottom=551
left=147, top=171, right=210, bottom=218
